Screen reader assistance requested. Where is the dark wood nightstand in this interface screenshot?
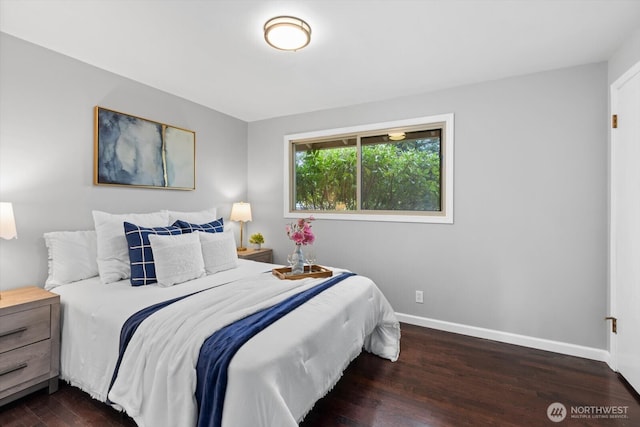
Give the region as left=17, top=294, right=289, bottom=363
left=0, top=287, right=60, bottom=406
left=237, top=248, right=273, bottom=263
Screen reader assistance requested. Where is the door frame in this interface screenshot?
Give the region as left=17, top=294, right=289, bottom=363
left=608, top=59, right=640, bottom=372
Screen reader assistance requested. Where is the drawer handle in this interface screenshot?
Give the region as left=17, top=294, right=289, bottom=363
left=0, top=362, right=28, bottom=376
left=0, top=326, right=28, bottom=338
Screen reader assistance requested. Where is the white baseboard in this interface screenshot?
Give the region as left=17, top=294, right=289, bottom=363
left=396, top=312, right=610, bottom=363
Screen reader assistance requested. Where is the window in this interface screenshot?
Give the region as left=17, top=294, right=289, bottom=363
left=284, top=114, right=454, bottom=223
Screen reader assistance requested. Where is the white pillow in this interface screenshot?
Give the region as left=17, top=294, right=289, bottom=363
left=164, top=207, right=218, bottom=224
left=148, top=233, right=205, bottom=287
left=44, top=230, right=98, bottom=289
left=93, top=210, right=169, bottom=284
left=198, top=230, right=238, bottom=274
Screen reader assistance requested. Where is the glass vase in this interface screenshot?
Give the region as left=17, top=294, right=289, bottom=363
left=291, top=244, right=305, bottom=275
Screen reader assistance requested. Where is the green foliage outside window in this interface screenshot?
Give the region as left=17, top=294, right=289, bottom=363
left=294, top=137, right=441, bottom=212
left=362, top=139, right=441, bottom=211
left=295, top=146, right=357, bottom=210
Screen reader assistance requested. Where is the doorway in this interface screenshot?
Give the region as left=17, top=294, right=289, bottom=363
left=609, top=60, right=640, bottom=394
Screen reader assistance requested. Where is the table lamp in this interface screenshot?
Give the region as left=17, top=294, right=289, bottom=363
left=0, top=202, right=18, bottom=300
left=230, top=202, right=252, bottom=251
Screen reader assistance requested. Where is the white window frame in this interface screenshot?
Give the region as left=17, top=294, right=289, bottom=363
left=283, top=113, right=454, bottom=223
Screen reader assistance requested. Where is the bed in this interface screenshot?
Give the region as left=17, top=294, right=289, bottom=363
left=45, top=209, right=400, bottom=427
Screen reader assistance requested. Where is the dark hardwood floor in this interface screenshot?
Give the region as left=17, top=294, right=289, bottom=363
left=1, top=323, right=638, bottom=426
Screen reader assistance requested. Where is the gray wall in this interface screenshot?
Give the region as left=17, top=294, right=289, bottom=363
left=0, top=34, right=248, bottom=289
left=608, top=28, right=640, bottom=83
left=248, top=63, right=608, bottom=349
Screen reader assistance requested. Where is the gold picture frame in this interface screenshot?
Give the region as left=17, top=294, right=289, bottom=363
left=94, top=106, right=195, bottom=190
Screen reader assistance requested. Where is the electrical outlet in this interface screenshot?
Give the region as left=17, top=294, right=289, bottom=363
left=415, top=290, right=424, bottom=304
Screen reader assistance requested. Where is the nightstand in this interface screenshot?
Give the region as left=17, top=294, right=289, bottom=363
left=0, top=287, right=60, bottom=406
left=237, top=248, right=273, bottom=263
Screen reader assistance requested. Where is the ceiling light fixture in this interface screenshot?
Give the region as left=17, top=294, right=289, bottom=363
left=388, top=132, right=406, bottom=141
left=264, top=16, right=311, bottom=51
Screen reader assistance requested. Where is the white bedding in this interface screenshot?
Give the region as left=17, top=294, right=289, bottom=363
left=52, top=260, right=400, bottom=427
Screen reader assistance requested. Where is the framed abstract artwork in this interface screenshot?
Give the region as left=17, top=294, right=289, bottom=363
left=94, top=106, right=196, bottom=190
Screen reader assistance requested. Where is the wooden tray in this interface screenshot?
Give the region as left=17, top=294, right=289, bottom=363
left=272, top=265, right=333, bottom=280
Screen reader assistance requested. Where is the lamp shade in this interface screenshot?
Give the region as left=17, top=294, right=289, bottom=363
left=230, top=202, right=252, bottom=222
left=0, top=202, right=17, bottom=240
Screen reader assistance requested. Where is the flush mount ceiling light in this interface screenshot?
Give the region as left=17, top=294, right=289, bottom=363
left=264, top=16, right=311, bottom=51
left=388, top=132, right=406, bottom=141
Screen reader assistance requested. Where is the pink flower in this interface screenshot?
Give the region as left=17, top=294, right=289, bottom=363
left=292, top=231, right=305, bottom=244
left=286, top=216, right=315, bottom=245
left=303, top=231, right=315, bottom=244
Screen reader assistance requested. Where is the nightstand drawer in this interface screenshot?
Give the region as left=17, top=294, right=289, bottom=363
left=237, top=248, right=273, bottom=263
left=249, top=252, right=272, bottom=263
left=0, top=340, right=51, bottom=393
left=0, top=306, right=51, bottom=353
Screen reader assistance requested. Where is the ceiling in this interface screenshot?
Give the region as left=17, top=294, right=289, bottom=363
left=1, top=0, right=639, bottom=122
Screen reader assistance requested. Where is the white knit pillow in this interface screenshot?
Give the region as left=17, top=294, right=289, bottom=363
left=148, top=232, right=205, bottom=287
left=198, top=230, right=238, bottom=274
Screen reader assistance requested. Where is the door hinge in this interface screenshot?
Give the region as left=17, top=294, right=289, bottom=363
left=605, top=316, right=617, bottom=333
left=612, top=114, right=618, bottom=129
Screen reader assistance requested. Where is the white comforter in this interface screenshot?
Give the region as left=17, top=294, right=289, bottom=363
left=53, top=260, right=400, bottom=427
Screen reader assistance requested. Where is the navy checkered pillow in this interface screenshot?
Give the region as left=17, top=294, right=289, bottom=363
left=124, top=222, right=182, bottom=286
left=173, top=218, right=224, bottom=234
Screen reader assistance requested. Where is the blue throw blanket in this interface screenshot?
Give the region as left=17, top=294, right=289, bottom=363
left=107, top=289, right=207, bottom=402
left=195, top=272, right=355, bottom=427
left=108, top=272, right=355, bottom=426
